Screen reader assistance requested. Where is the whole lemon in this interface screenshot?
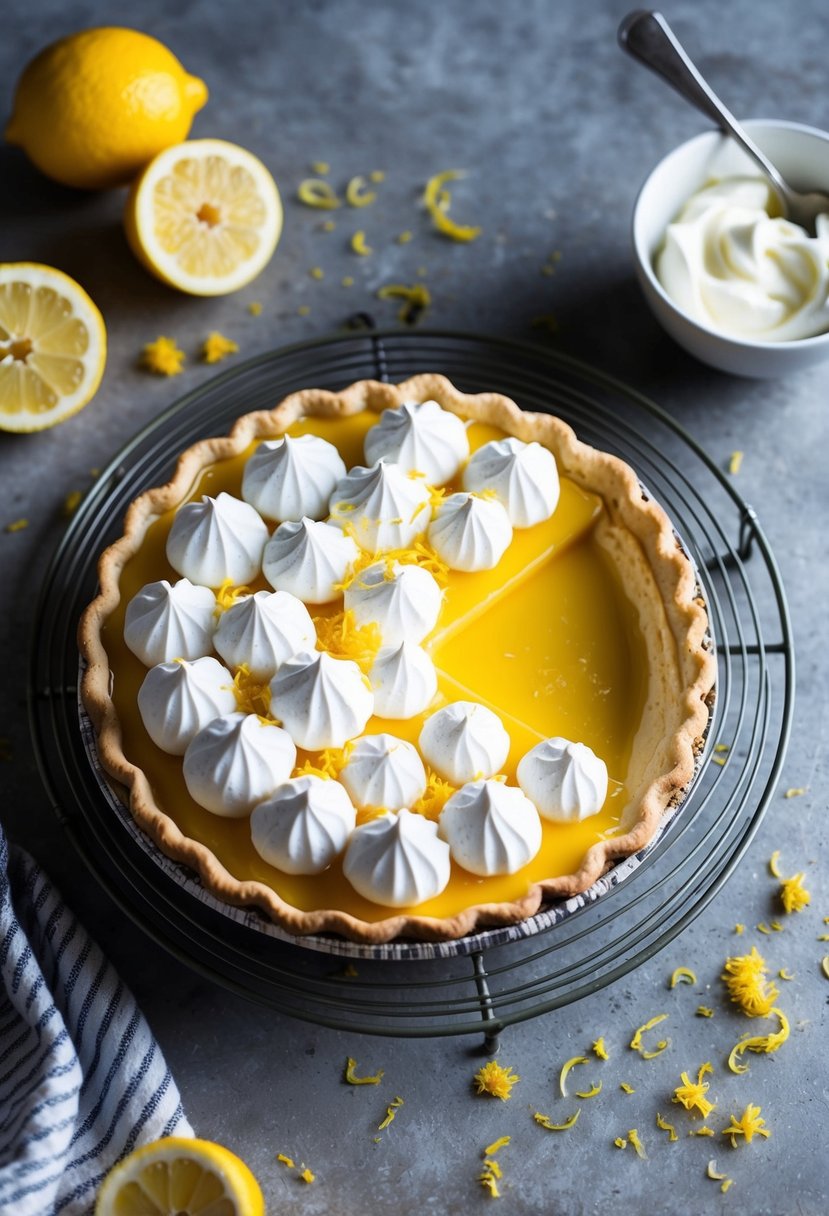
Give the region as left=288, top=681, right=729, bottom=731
left=5, top=27, right=208, bottom=190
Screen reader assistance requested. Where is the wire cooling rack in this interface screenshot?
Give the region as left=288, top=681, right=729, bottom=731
left=29, top=329, right=794, bottom=1047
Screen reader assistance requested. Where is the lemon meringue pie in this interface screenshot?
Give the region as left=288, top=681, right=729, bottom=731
left=79, top=374, right=715, bottom=943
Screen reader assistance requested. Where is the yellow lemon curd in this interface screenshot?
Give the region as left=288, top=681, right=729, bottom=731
left=102, top=411, right=648, bottom=922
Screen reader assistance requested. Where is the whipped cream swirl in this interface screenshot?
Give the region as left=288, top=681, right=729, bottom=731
left=363, top=400, right=470, bottom=484
left=214, top=589, right=316, bottom=679
left=166, top=492, right=269, bottom=588
left=344, top=560, right=442, bottom=645
left=427, top=492, right=512, bottom=571
left=137, top=656, right=236, bottom=755
left=368, top=641, right=438, bottom=719
left=439, top=778, right=542, bottom=876
left=124, top=578, right=217, bottom=667
left=182, top=712, right=297, bottom=817
left=270, top=649, right=374, bottom=750
left=328, top=460, right=432, bottom=553
left=419, top=700, right=511, bottom=785
left=262, top=517, right=359, bottom=604
left=339, top=733, right=427, bottom=811
left=242, top=434, right=347, bottom=522
left=516, top=736, right=608, bottom=822
left=462, top=437, right=559, bottom=528
left=343, top=808, right=451, bottom=907
left=250, top=775, right=357, bottom=874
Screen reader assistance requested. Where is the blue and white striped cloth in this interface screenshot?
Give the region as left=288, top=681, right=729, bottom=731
left=0, top=829, right=192, bottom=1216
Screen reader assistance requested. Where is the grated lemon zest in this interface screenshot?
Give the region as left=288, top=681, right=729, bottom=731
left=313, top=608, right=381, bottom=670
left=214, top=581, right=249, bottom=614
left=533, top=1110, right=580, bottom=1131
left=298, top=178, right=340, bottom=209
left=627, top=1129, right=646, bottom=1159
left=784, top=787, right=806, bottom=798
left=474, top=1061, right=519, bottom=1101
left=690, top=1127, right=715, bottom=1137
left=769, top=921, right=784, bottom=932
left=768, top=850, right=783, bottom=878
left=351, top=230, right=373, bottom=256
left=670, top=967, right=697, bottom=988
left=614, top=1137, right=627, bottom=1149
left=620, top=1083, right=635, bottom=1094
left=559, top=1055, right=589, bottom=1097
left=656, top=1114, right=678, bottom=1142
left=479, top=1167, right=500, bottom=1198
left=397, top=230, right=413, bottom=244
left=780, top=872, right=810, bottom=914
left=311, top=161, right=330, bottom=175
left=707, top=1160, right=727, bottom=1181
left=757, top=923, right=773, bottom=935
left=721, top=946, right=779, bottom=1017
left=300, top=1167, right=315, bottom=1183
left=734, top=924, right=745, bottom=935
left=412, top=770, right=456, bottom=821
left=309, top=267, right=324, bottom=280
left=712, top=756, right=727, bottom=766
left=592, top=1037, right=609, bottom=1060
left=721, top=1179, right=734, bottom=1194
left=63, top=490, right=82, bottom=516
left=369, top=170, right=385, bottom=182
left=728, top=450, right=743, bottom=475
left=5, top=518, right=29, bottom=532
left=247, top=301, right=263, bottom=316
left=821, top=956, right=829, bottom=980
left=201, top=331, right=238, bottom=364
left=722, top=1104, right=770, bottom=1147
left=714, top=742, right=730, bottom=753
left=231, top=665, right=275, bottom=719
left=276, top=1153, right=294, bottom=1168
left=377, top=282, right=432, bottom=324
left=727, top=1007, right=790, bottom=1074
left=778, top=968, right=795, bottom=980
left=345, top=176, right=377, bottom=207
left=483, top=1136, right=511, bottom=1156
left=672, top=1064, right=716, bottom=1118
left=344, top=1057, right=384, bottom=1085
left=378, top=1096, right=404, bottom=1130
left=575, top=1081, right=602, bottom=1100
left=142, top=335, right=185, bottom=375
left=630, top=1013, right=670, bottom=1058
left=696, top=1006, right=715, bottom=1018
left=423, top=169, right=482, bottom=241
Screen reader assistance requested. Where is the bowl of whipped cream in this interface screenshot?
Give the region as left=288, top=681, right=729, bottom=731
left=632, top=119, right=829, bottom=376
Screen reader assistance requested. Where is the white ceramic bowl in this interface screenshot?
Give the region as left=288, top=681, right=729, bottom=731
left=632, top=119, right=829, bottom=377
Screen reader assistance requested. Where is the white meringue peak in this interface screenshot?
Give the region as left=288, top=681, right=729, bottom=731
left=241, top=434, right=347, bottom=522
left=270, top=649, right=374, bottom=751
left=426, top=492, right=512, bottom=572
left=250, top=775, right=356, bottom=874
left=339, top=733, right=427, bottom=811
left=124, top=578, right=216, bottom=667
left=182, top=711, right=297, bottom=818
left=363, top=400, right=470, bottom=484
left=516, top=737, right=608, bottom=823
left=214, top=589, right=316, bottom=679
left=166, top=492, right=269, bottom=587
left=328, top=460, right=432, bottom=553
left=137, top=656, right=236, bottom=756
left=343, top=808, right=451, bottom=907
left=344, top=560, right=442, bottom=646
left=418, top=700, right=511, bottom=785
left=262, top=517, right=359, bottom=604
left=462, top=437, right=559, bottom=528
left=439, top=779, right=542, bottom=876
left=368, top=641, right=438, bottom=720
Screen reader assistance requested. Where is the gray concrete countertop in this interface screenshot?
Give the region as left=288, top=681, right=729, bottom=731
left=2, top=1, right=827, bottom=1212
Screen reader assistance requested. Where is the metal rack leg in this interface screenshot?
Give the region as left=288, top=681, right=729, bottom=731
left=471, top=952, right=502, bottom=1054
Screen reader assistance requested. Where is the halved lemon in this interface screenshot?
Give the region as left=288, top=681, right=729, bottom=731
left=95, top=1136, right=265, bottom=1216
left=0, top=263, right=106, bottom=433
left=125, top=139, right=283, bottom=296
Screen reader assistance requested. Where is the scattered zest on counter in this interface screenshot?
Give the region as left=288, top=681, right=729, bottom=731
left=592, top=1037, right=609, bottom=1060
left=721, top=947, right=779, bottom=1017
left=575, top=1081, right=602, bottom=1100
left=141, top=335, right=185, bottom=375
left=397, top=230, right=413, bottom=244
left=672, top=1063, right=715, bottom=1118
left=474, top=1061, right=520, bottom=1101
left=276, top=1153, right=295, bottom=1168
left=696, top=1006, right=715, bottom=1018
left=734, top=923, right=746, bottom=935
left=768, top=850, right=783, bottom=878
left=629, top=1013, right=670, bottom=1059
left=376, top=282, right=432, bottom=324
left=728, top=450, right=743, bottom=475
left=63, top=489, right=82, bottom=516
left=727, top=1006, right=790, bottom=1075
left=247, top=301, right=263, bottom=315
left=669, top=966, right=697, bottom=988
left=821, top=956, right=829, bottom=980
left=779, top=872, right=811, bottom=914
left=351, top=231, right=372, bottom=256
left=627, top=1129, right=646, bottom=1159
left=655, top=1113, right=678, bottom=1142
left=778, top=968, right=795, bottom=981
left=5, top=519, right=28, bottom=533
left=784, top=787, right=806, bottom=798
left=614, top=1137, right=627, bottom=1150
left=300, top=1166, right=315, bottom=1183
left=559, top=1055, right=589, bottom=1097
left=722, top=1104, right=770, bottom=1147
left=344, top=1057, right=384, bottom=1086
left=298, top=178, right=341, bottom=209
left=311, top=161, right=330, bottom=175
left=620, top=1083, right=635, bottom=1095
left=533, top=1110, right=580, bottom=1132
left=202, top=331, right=239, bottom=363
left=309, top=266, right=324, bottom=280
left=378, top=1096, right=404, bottom=1130
left=423, top=169, right=482, bottom=242
left=484, top=1136, right=511, bottom=1156
left=689, top=1126, right=715, bottom=1137
left=346, top=176, right=377, bottom=207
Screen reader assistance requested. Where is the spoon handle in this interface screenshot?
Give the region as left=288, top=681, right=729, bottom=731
left=618, top=10, right=788, bottom=199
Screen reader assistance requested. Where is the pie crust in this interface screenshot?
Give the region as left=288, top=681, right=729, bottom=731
left=78, top=374, right=716, bottom=943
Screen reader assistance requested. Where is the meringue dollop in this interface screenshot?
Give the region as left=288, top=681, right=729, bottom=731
left=270, top=650, right=374, bottom=750
left=124, top=578, right=217, bottom=667
left=344, top=560, right=442, bottom=645
left=462, top=437, right=559, bottom=528
left=250, top=775, right=357, bottom=874
left=262, top=517, right=359, bottom=604
left=426, top=492, right=512, bottom=571
left=339, top=733, right=427, bottom=811
left=439, top=778, right=542, bottom=876
left=137, top=657, right=237, bottom=756
left=328, top=460, right=432, bottom=553
left=241, top=434, right=347, bottom=522
left=343, top=808, right=451, bottom=907
left=419, top=700, right=511, bottom=785
left=516, top=736, right=608, bottom=822
left=182, top=712, right=297, bottom=817
left=363, top=400, right=470, bottom=484
left=368, top=641, right=438, bottom=719
left=213, top=589, right=316, bottom=679
left=166, top=492, right=269, bottom=588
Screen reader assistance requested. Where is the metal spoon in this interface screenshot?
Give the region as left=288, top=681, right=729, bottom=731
left=618, top=9, right=829, bottom=234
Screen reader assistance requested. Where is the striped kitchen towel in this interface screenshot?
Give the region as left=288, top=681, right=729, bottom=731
left=0, top=829, right=192, bottom=1216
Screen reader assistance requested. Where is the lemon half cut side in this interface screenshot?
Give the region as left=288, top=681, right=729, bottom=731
left=125, top=139, right=283, bottom=296
left=0, top=263, right=106, bottom=433
left=94, top=1136, right=265, bottom=1216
